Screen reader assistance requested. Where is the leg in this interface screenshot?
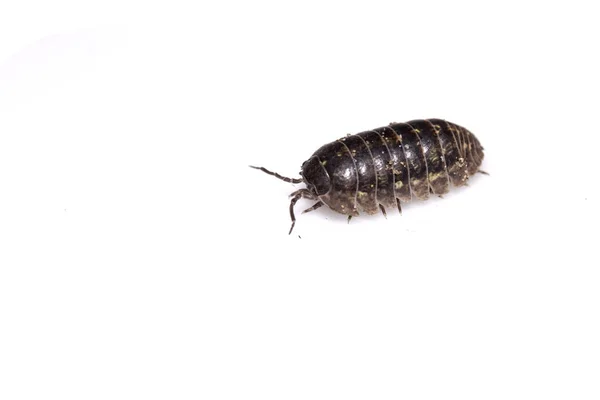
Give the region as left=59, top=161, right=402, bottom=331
left=249, top=165, right=303, bottom=184
left=379, top=204, right=387, bottom=219
left=396, top=198, right=403, bottom=215
left=302, top=201, right=323, bottom=214
left=430, top=186, right=444, bottom=198
left=478, top=170, right=489, bottom=175
left=288, top=192, right=303, bottom=235
left=347, top=215, right=352, bottom=224
left=288, top=189, right=315, bottom=235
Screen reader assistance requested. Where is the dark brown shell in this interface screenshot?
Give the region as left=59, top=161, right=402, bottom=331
left=310, top=119, right=484, bottom=215
left=251, top=118, right=485, bottom=234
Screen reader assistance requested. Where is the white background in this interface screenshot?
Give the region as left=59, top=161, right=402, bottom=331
left=1, top=1, right=599, bottom=399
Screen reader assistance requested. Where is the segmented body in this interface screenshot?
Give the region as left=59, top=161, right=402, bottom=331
left=313, top=119, right=484, bottom=216
left=251, top=118, right=485, bottom=234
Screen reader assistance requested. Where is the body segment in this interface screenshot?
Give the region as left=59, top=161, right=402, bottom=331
left=251, top=118, right=485, bottom=233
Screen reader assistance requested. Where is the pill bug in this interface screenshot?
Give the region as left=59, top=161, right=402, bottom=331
left=251, top=119, right=485, bottom=234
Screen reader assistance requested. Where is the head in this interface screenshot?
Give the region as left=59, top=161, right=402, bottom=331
left=249, top=159, right=330, bottom=234
left=300, top=156, right=331, bottom=197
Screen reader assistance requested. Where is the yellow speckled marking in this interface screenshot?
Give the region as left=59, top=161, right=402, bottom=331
left=428, top=171, right=444, bottom=181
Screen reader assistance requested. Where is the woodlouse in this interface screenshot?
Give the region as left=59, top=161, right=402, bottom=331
left=251, top=119, right=485, bottom=234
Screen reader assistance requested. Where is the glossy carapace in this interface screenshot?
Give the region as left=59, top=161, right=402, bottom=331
left=251, top=119, right=485, bottom=234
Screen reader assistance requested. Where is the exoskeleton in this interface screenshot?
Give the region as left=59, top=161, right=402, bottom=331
left=251, top=119, right=485, bottom=234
